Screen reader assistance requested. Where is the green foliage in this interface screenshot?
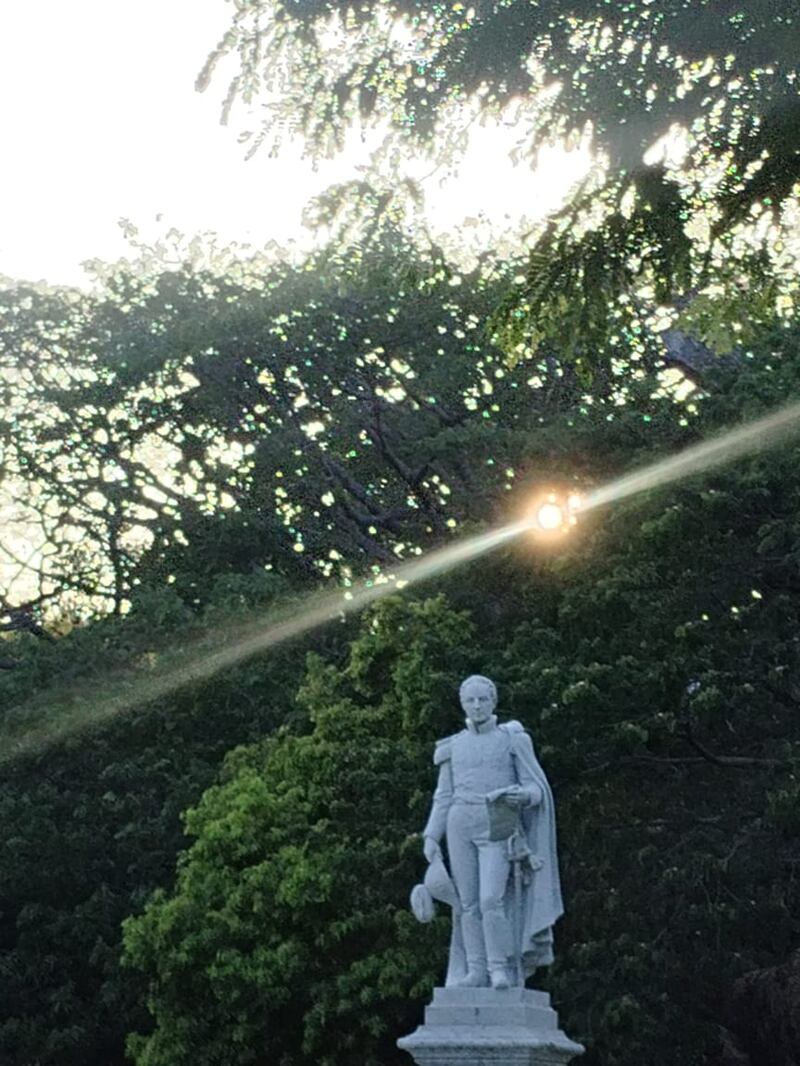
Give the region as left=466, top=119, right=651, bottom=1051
left=122, top=595, right=474, bottom=1066
left=202, top=0, right=797, bottom=174
left=200, top=0, right=799, bottom=381
left=4, top=223, right=689, bottom=625
left=1, top=98, right=799, bottom=1066
left=122, top=323, right=800, bottom=1066
left=484, top=164, right=694, bottom=379
left=0, top=575, right=324, bottom=1066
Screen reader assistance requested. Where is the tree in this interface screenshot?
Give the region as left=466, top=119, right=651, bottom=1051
left=0, top=574, right=314, bottom=1066
left=2, top=146, right=799, bottom=1066
left=3, top=225, right=694, bottom=630
left=0, top=275, right=247, bottom=622
left=122, top=320, right=800, bottom=1066
left=201, top=0, right=797, bottom=174
left=199, top=1, right=800, bottom=383
left=122, top=594, right=474, bottom=1066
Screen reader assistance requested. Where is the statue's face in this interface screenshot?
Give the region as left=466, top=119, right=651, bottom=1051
left=460, top=678, right=496, bottom=724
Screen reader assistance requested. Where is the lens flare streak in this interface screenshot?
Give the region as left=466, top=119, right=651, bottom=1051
left=0, top=520, right=529, bottom=762
left=579, top=402, right=800, bottom=514
left=4, top=401, right=800, bottom=761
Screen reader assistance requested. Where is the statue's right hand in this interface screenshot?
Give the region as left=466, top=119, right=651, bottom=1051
left=423, top=837, right=441, bottom=863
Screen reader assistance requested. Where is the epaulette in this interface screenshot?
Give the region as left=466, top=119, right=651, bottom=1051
left=432, top=734, right=459, bottom=764
left=499, top=719, right=525, bottom=734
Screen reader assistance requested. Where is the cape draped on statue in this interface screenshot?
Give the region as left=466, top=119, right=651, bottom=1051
left=431, top=719, right=562, bottom=979
left=509, top=721, right=563, bottom=974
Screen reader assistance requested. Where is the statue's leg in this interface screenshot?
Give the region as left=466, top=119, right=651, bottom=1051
left=444, top=906, right=466, bottom=986
left=446, top=806, right=487, bottom=986
left=477, top=838, right=513, bottom=988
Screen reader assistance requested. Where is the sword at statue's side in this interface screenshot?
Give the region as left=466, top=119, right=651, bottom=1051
left=487, top=788, right=546, bottom=988
left=511, top=828, right=524, bottom=987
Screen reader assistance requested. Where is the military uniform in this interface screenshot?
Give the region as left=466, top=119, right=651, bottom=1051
left=423, top=714, right=561, bottom=985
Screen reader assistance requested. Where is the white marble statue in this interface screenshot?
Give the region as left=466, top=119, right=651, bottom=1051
left=414, top=675, right=562, bottom=990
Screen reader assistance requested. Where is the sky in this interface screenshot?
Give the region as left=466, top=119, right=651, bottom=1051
left=0, top=0, right=593, bottom=289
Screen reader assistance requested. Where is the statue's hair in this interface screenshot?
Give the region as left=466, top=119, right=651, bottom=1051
left=459, top=674, right=497, bottom=702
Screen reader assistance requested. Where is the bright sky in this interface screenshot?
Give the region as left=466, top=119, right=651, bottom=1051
left=0, top=0, right=593, bottom=289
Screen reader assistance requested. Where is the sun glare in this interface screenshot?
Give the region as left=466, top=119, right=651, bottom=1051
left=535, top=502, right=565, bottom=530
left=8, top=401, right=800, bottom=757
left=523, top=491, right=582, bottom=536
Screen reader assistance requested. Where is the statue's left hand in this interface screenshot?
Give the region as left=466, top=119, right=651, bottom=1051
left=498, top=786, right=528, bottom=808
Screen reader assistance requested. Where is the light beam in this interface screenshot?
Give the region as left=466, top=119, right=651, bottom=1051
left=578, top=401, right=800, bottom=515
left=3, top=399, right=800, bottom=762
left=0, top=520, right=529, bottom=763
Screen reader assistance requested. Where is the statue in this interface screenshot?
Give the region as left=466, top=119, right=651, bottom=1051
left=412, top=674, right=562, bottom=990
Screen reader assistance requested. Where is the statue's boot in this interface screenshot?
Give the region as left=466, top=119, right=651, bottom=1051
left=455, top=909, right=488, bottom=987
left=489, top=966, right=510, bottom=989
left=484, top=900, right=514, bottom=990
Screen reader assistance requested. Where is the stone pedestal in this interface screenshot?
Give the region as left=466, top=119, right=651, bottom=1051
left=398, top=986, right=584, bottom=1066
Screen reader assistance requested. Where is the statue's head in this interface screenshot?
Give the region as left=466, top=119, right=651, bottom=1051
left=459, top=674, right=497, bottom=724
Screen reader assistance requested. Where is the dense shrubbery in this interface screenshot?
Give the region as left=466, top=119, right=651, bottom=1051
left=0, top=574, right=343, bottom=1065
left=3, top=314, right=800, bottom=1063
left=120, top=334, right=800, bottom=1066
left=1, top=3, right=798, bottom=1057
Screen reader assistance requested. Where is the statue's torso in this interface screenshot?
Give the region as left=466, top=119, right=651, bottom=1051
left=451, top=727, right=517, bottom=802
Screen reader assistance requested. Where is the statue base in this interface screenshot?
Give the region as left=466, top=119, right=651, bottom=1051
left=397, top=986, right=584, bottom=1066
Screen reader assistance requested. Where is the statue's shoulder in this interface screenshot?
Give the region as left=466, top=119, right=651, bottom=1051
left=500, top=720, right=534, bottom=752
left=432, top=731, right=464, bottom=764
left=499, top=719, right=526, bottom=735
